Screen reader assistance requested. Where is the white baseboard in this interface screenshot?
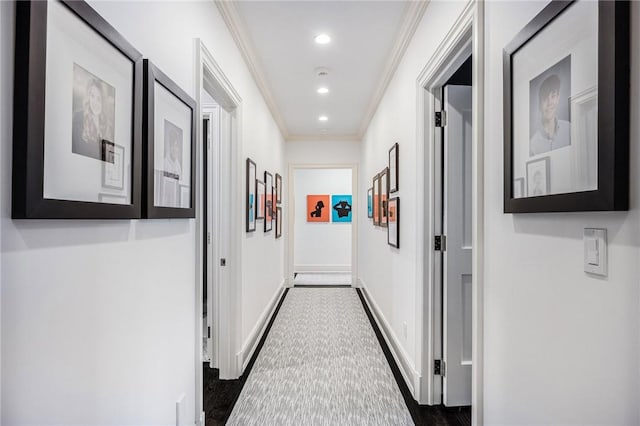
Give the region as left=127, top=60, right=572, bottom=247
left=294, top=264, right=351, bottom=273
left=358, top=278, right=421, bottom=401
left=237, top=280, right=286, bottom=372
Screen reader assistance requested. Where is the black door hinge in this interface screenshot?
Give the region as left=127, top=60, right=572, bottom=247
left=435, top=111, right=446, bottom=127
left=434, top=359, right=446, bottom=376
left=434, top=235, right=446, bottom=251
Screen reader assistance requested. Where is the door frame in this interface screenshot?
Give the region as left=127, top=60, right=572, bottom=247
left=286, top=163, right=359, bottom=287
left=415, top=1, right=485, bottom=424
left=194, top=38, right=243, bottom=425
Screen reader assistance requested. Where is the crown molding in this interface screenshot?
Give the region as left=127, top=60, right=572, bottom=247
left=357, top=0, right=430, bottom=138
left=215, top=0, right=291, bottom=138
left=286, top=134, right=361, bottom=143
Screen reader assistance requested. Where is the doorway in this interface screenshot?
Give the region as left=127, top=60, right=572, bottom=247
left=195, top=39, right=243, bottom=425
left=438, top=56, right=472, bottom=407
left=287, top=164, right=358, bottom=287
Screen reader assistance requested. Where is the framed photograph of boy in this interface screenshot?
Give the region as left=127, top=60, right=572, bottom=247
left=143, top=60, right=196, bottom=218
left=12, top=0, right=143, bottom=218
left=503, top=0, right=629, bottom=213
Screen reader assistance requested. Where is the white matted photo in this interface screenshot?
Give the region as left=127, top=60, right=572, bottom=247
left=513, top=177, right=525, bottom=199
left=526, top=157, right=550, bottom=197
left=529, top=55, right=571, bottom=157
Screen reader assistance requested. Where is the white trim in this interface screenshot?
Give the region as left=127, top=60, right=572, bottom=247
left=357, top=0, right=430, bottom=138
left=414, top=1, right=484, bottom=422
left=287, top=163, right=359, bottom=290
left=294, top=265, right=352, bottom=273
left=214, top=1, right=288, bottom=138
left=194, top=38, right=244, bottom=425
left=359, top=279, right=421, bottom=400
left=237, top=282, right=286, bottom=371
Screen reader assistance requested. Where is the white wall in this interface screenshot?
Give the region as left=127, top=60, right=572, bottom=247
left=286, top=139, right=360, bottom=165
left=1, top=1, right=285, bottom=425
left=482, top=2, right=640, bottom=424
left=360, top=0, right=640, bottom=424
left=358, top=0, right=469, bottom=389
left=294, top=168, right=352, bottom=271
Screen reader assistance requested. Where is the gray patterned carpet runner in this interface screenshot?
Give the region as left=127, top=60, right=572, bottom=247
left=227, top=287, right=414, bottom=426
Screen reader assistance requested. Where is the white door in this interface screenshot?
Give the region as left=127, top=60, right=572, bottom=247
left=442, top=84, right=472, bottom=407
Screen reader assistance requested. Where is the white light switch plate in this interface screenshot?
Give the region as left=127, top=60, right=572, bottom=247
left=584, top=228, right=607, bottom=276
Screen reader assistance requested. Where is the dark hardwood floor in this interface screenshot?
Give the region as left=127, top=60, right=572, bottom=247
left=203, top=287, right=471, bottom=426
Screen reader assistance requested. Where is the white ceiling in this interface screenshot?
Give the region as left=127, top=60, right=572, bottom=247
left=219, top=1, right=427, bottom=140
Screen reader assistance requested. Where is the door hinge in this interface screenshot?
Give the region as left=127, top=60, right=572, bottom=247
left=207, top=232, right=211, bottom=245
left=435, top=111, right=446, bottom=127
left=434, top=235, right=446, bottom=251
left=434, top=359, right=446, bottom=376
left=220, top=258, right=226, bottom=267
left=207, top=326, right=211, bottom=339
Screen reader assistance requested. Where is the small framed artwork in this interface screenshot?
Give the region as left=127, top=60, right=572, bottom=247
left=372, top=174, right=380, bottom=226
left=307, top=194, right=330, bottom=223
left=275, top=173, right=282, bottom=204
left=275, top=206, right=282, bottom=239
left=246, top=158, right=256, bottom=232
left=143, top=59, right=196, bottom=218
left=387, top=197, right=400, bottom=248
left=513, top=177, right=525, bottom=199
left=264, top=171, right=273, bottom=232
left=12, top=0, right=143, bottom=219
left=331, top=195, right=353, bottom=223
left=256, top=180, right=265, bottom=220
left=504, top=1, right=629, bottom=213
left=367, top=187, right=373, bottom=218
left=526, top=157, right=550, bottom=197
left=389, top=143, right=399, bottom=193
left=380, top=167, right=389, bottom=228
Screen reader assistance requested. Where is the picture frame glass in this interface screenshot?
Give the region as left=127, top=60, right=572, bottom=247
left=388, top=198, right=399, bottom=248
left=389, top=144, right=398, bottom=193
left=257, top=180, right=265, bottom=219
left=43, top=0, right=133, bottom=205
left=380, top=169, right=388, bottom=226
left=372, top=176, right=380, bottom=225
left=511, top=0, right=598, bottom=199
left=247, top=160, right=256, bottom=231
left=153, top=83, right=192, bottom=208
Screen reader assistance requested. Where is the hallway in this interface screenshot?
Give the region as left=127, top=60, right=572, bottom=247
left=227, top=287, right=413, bottom=425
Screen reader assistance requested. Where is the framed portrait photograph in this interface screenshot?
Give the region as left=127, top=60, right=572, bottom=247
left=367, top=187, right=373, bottom=219
left=12, top=0, right=142, bottom=219
left=264, top=171, right=273, bottom=232
left=275, top=206, right=282, bottom=239
left=144, top=60, right=196, bottom=218
left=387, top=197, right=400, bottom=248
left=256, top=179, right=265, bottom=220
left=275, top=173, right=282, bottom=204
left=389, top=143, right=399, bottom=193
left=246, top=158, right=257, bottom=232
left=504, top=0, right=629, bottom=213
left=526, top=157, right=550, bottom=197
left=372, top=174, right=380, bottom=226
left=380, top=167, right=389, bottom=228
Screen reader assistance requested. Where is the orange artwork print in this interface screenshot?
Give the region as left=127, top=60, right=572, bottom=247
left=306, top=195, right=330, bottom=222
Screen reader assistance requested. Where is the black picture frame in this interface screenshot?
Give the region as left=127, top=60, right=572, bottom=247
left=380, top=167, right=389, bottom=228
left=372, top=173, right=380, bottom=226
left=246, top=158, right=256, bottom=232
left=264, top=171, right=273, bottom=232
left=256, top=179, right=265, bottom=220
left=12, top=0, right=143, bottom=219
left=275, top=173, right=282, bottom=204
left=275, top=206, right=282, bottom=239
left=143, top=60, right=196, bottom=218
left=389, top=142, right=399, bottom=193
left=503, top=0, right=629, bottom=213
left=387, top=197, right=400, bottom=248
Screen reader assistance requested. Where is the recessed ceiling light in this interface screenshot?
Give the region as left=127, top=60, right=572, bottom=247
left=317, top=87, right=329, bottom=94
left=314, top=34, right=331, bottom=45
left=318, top=115, right=328, bottom=122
